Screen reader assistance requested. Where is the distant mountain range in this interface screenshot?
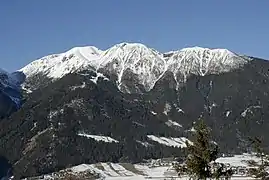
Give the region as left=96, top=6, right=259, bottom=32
left=0, top=69, right=25, bottom=119
left=0, top=43, right=268, bottom=179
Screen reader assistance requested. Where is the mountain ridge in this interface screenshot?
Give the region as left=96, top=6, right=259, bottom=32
left=19, top=43, right=250, bottom=93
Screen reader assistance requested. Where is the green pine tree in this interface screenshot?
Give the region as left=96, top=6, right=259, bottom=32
left=175, top=120, right=233, bottom=180
left=186, top=120, right=218, bottom=179
left=247, top=137, right=269, bottom=180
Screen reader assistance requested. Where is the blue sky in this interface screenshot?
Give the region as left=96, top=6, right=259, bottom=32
left=1, top=0, right=268, bottom=72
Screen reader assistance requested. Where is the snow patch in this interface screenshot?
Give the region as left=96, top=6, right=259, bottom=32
left=173, top=103, right=184, bottom=113
left=132, top=121, right=146, bottom=127
left=30, top=122, right=37, bottom=131
left=163, top=103, right=171, bottom=115
left=77, top=133, right=119, bottom=143
left=177, top=107, right=184, bottom=113
left=71, top=164, right=92, bottom=173
left=90, top=72, right=109, bottom=84
left=147, top=135, right=190, bottom=148
left=226, top=110, right=231, bottom=117
left=70, top=82, right=86, bottom=90
left=71, top=164, right=106, bottom=177
left=212, top=102, right=217, bottom=107
left=241, top=105, right=262, bottom=117
left=165, top=120, right=182, bottom=128
left=151, top=111, right=157, bottom=115
left=187, top=127, right=196, bottom=133
left=136, top=140, right=153, bottom=147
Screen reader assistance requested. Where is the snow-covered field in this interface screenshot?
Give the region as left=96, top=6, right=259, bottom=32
left=34, top=154, right=258, bottom=180
left=216, top=154, right=259, bottom=167
left=75, top=154, right=257, bottom=180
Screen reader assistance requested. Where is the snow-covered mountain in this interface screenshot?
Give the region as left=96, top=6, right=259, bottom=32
left=20, top=43, right=249, bottom=92
left=0, top=69, right=25, bottom=118
left=3, top=43, right=268, bottom=179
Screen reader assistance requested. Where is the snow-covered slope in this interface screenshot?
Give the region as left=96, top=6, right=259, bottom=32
left=20, top=43, right=249, bottom=92
left=98, top=43, right=166, bottom=91
left=147, top=135, right=190, bottom=148
left=77, top=133, right=119, bottom=143
left=166, top=47, right=247, bottom=89
left=20, top=46, right=102, bottom=79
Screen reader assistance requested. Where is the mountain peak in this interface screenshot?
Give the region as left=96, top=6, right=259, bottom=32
left=20, top=45, right=102, bottom=79
left=166, top=46, right=247, bottom=88
left=98, top=42, right=166, bottom=91
left=114, top=42, right=147, bottom=48
left=165, top=46, right=234, bottom=56
left=181, top=46, right=232, bottom=53
left=65, top=46, right=102, bottom=56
